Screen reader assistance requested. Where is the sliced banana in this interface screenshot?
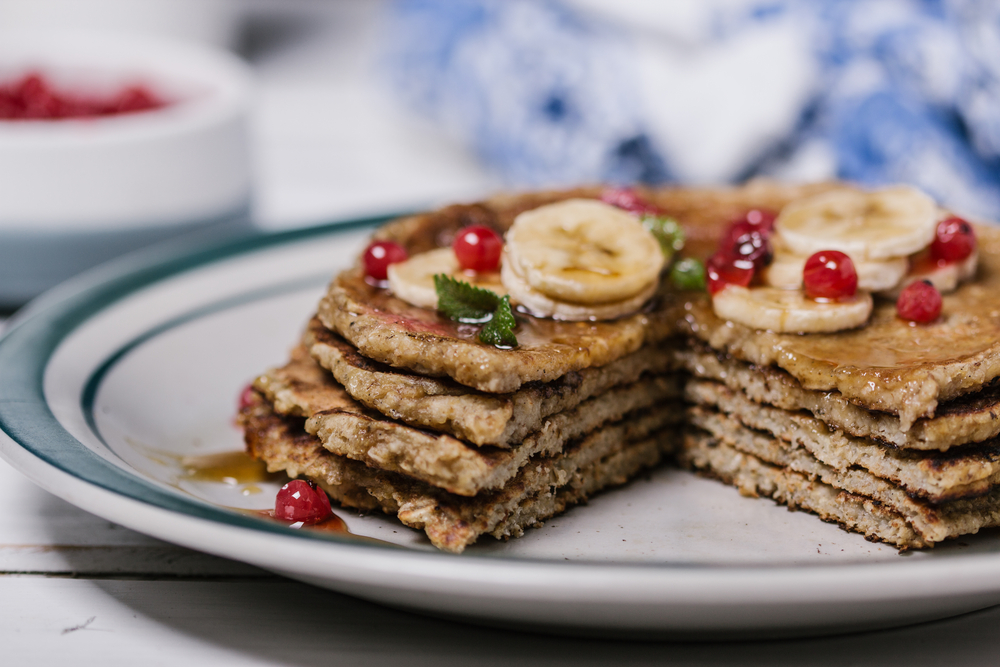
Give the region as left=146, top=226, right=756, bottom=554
left=501, top=255, right=656, bottom=321
left=774, top=186, right=938, bottom=261
left=387, top=247, right=505, bottom=309
left=761, top=244, right=909, bottom=292
left=879, top=249, right=979, bottom=299
left=712, top=285, right=873, bottom=333
left=505, top=199, right=664, bottom=305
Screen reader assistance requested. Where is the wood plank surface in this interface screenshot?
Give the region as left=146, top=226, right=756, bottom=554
left=0, top=460, right=267, bottom=577
left=2, top=576, right=1000, bottom=667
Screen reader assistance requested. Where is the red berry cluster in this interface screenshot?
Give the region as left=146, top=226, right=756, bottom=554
left=0, top=73, right=165, bottom=120
left=893, top=216, right=973, bottom=323
left=706, top=210, right=777, bottom=294
left=362, top=224, right=505, bottom=282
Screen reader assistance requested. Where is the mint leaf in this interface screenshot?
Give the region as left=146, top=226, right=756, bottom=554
left=479, top=295, right=518, bottom=348
left=434, top=274, right=498, bottom=323
left=642, top=215, right=685, bottom=259
left=434, top=275, right=519, bottom=347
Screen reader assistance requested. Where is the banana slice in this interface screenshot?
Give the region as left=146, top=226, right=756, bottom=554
left=879, top=249, right=979, bottom=299
left=387, top=247, right=506, bottom=309
left=712, top=285, right=873, bottom=333
left=761, top=245, right=909, bottom=292
left=774, top=186, right=938, bottom=261
left=505, top=199, right=664, bottom=305
left=501, top=255, right=656, bottom=321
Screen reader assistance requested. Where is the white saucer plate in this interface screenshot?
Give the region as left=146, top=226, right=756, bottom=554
left=3, top=217, right=1000, bottom=639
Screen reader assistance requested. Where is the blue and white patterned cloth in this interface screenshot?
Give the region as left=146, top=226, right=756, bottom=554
left=383, top=0, right=1000, bottom=219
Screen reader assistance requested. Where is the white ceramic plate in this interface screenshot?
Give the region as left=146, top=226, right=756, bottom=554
left=4, top=218, right=1000, bottom=639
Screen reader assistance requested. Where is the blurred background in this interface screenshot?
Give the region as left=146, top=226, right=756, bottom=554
left=1, top=0, right=999, bottom=306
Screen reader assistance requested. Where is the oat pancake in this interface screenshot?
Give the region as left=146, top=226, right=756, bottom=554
left=254, top=345, right=683, bottom=496
left=305, top=318, right=681, bottom=446
left=241, top=391, right=674, bottom=552
left=685, top=379, right=1000, bottom=502
left=679, top=430, right=929, bottom=549
left=318, top=183, right=840, bottom=394
left=684, top=410, right=1000, bottom=546
left=321, top=181, right=1000, bottom=430
left=678, top=345, right=1000, bottom=451
left=675, top=223, right=1000, bottom=429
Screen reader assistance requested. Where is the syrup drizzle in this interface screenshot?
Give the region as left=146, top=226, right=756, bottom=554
left=249, top=510, right=349, bottom=533
left=180, top=450, right=277, bottom=486
left=180, top=450, right=352, bottom=535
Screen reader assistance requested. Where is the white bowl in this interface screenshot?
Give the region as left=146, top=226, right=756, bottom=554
left=0, top=29, right=253, bottom=306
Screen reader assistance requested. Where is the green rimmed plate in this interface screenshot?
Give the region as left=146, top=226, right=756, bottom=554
left=4, top=218, right=1000, bottom=639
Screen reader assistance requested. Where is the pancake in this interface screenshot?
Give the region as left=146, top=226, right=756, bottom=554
left=679, top=429, right=929, bottom=549
left=674, top=224, right=1000, bottom=430
left=686, top=379, right=1000, bottom=502
left=305, top=318, right=681, bottom=447
left=684, top=409, right=1000, bottom=546
left=318, top=183, right=840, bottom=393
left=678, top=345, right=1000, bottom=451
left=254, top=344, right=682, bottom=496
left=241, top=390, right=675, bottom=552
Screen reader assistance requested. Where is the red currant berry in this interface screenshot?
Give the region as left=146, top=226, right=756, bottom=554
left=600, top=187, right=658, bottom=215
left=896, top=280, right=942, bottom=323
left=453, top=225, right=503, bottom=272
left=743, top=208, right=777, bottom=235
left=721, top=221, right=773, bottom=270
left=706, top=252, right=754, bottom=295
left=274, top=479, right=332, bottom=524
left=802, top=250, right=858, bottom=300
left=238, top=384, right=256, bottom=410
left=930, top=216, right=976, bottom=263
left=363, top=240, right=408, bottom=281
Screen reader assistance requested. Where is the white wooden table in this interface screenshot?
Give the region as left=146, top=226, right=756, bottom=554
left=4, top=2, right=1000, bottom=663
left=5, top=455, right=1000, bottom=665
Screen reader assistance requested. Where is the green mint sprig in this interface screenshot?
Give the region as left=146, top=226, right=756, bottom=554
left=433, top=274, right=519, bottom=348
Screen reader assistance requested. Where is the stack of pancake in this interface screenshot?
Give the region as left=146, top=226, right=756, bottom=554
left=239, top=190, right=690, bottom=553
left=673, top=234, right=1000, bottom=548
left=241, top=182, right=1000, bottom=551
left=664, top=183, right=1000, bottom=549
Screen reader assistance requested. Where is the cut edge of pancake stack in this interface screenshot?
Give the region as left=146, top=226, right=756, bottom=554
left=675, top=185, right=1000, bottom=550
left=239, top=181, right=1000, bottom=553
